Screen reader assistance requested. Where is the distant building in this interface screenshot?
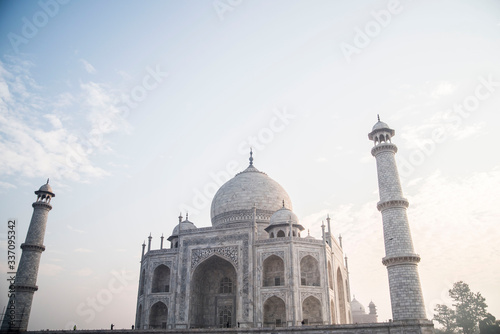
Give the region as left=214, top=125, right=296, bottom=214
left=350, top=297, right=377, bottom=324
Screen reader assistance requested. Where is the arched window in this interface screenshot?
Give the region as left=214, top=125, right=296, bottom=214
left=262, top=255, right=285, bottom=287
left=277, top=230, right=285, bottom=238
left=264, top=296, right=286, bottom=327
left=151, top=265, right=170, bottom=293
left=300, top=255, right=320, bottom=286
left=149, top=301, right=168, bottom=329
left=337, top=268, right=347, bottom=324
left=302, top=296, right=322, bottom=325
left=219, top=277, right=233, bottom=294
left=270, top=232, right=275, bottom=238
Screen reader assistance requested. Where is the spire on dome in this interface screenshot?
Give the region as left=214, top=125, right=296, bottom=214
left=377, top=114, right=380, bottom=122
left=249, top=148, right=254, bottom=166
left=46, top=178, right=49, bottom=184
left=282, top=199, right=285, bottom=208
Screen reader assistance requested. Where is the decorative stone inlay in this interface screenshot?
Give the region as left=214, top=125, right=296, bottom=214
left=377, top=199, right=409, bottom=211
left=148, top=296, right=169, bottom=308
left=261, top=251, right=284, bottom=262
left=21, top=243, right=45, bottom=252
left=299, top=251, right=319, bottom=262
left=371, top=143, right=398, bottom=156
left=382, top=254, right=421, bottom=267
left=301, top=292, right=323, bottom=303
left=262, top=291, right=286, bottom=302
left=151, top=261, right=173, bottom=270
left=212, top=209, right=275, bottom=227
left=191, top=246, right=239, bottom=270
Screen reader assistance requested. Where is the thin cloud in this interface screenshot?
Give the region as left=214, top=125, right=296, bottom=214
left=67, top=225, right=86, bottom=234
left=80, top=59, right=96, bottom=74
left=74, top=248, right=94, bottom=253
left=0, top=57, right=131, bottom=186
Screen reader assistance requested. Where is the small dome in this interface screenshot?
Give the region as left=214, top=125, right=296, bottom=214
left=35, top=179, right=55, bottom=196
left=269, top=206, right=298, bottom=226
left=351, top=298, right=366, bottom=314
left=369, top=301, right=376, bottom=307
left=372, top=121, right=390, bottom=131
left=171, top=220, right=197, bottom=236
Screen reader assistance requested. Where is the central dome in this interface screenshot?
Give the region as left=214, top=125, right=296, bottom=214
left=210, top=164, right=292, bottom=227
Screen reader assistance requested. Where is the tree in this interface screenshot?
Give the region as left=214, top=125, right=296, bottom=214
left=479, top=313, right=500, bottom=334
left=451, top=281, right=488, bottom=334
left=434, top=304, right=457, bottom=334
left=434, top=281, right=488, bottom=334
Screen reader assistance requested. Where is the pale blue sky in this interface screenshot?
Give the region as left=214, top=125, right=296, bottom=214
left=0, top=0, right=499, bottom=330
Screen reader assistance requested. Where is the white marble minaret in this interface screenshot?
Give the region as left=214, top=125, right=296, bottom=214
left=1, top=180, right=55, bottom=332
left=369, top=118, right=427, bottom=321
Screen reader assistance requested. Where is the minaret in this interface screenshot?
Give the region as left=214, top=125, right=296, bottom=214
left=369, top=118, right=427, bottom=321
left=1, top=180, right=55, bottom=332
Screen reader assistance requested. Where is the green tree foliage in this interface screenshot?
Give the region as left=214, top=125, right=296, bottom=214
left=434, top=281, right=490, bottom=334
left=479, top=314, right=500, bottom=334
left=434, top=304, right=457, bottom=334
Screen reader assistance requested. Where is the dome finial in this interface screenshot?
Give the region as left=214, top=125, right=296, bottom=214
left=186, top=212, right=189, bottom=221
left=46, top=178, right=49, bottom=184
left=249, top=148, right=253, bottom=166
left=282, top=199, right=285, bottom=208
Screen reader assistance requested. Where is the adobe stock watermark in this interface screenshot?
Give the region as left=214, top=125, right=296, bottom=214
left=62, top=65, right=168, bottom=176
left=64, top=269, right=135, bottom=328
left=213, top=0, right=243, bottom=21
left=426, top=279, right=455, bottom=322
left=340, top=0, right=403, bottom=63
left=179, top=107, right=296, bottom=215
left=8, top=0, right=70, bottom=54
left=398, top=74, right=499, bottom=181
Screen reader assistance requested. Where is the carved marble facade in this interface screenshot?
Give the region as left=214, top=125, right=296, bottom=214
left=135, top=160, right=351, bottom=329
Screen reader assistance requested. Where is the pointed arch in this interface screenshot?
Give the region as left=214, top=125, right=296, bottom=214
left=263, top=296, right=286, bottom=327
left=136, top=304, right=143, bottom=329
left=277, top=230, right=285, bottom=238
left=337, top=268, right=347, bottom=324
left=139, top=269, right=145, bottom=295
left=330, top=299, right=336, bottom=324
left=270, top=232, right=275, bottom=238
left=263, top=255, right=284, bottom=287
left=300, top=255, right=320, bottom=286
left=302, top=296, right=322, bottom=325
left=151, top=264, right=170, bottom=293
left=149, top=301, right=168, bottom=329
left=328, top=261, right=334, bottom=289
left=190, top=255, right=237, bottom=328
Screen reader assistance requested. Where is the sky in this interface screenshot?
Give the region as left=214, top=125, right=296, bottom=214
left=0, top=0, right=499, bottom=330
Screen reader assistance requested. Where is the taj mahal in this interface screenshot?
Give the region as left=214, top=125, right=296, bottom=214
left=1, top=119, right=434, bottom=334
left=132, top=118, right=429, bottom=330
left=135, top=151, right=350, bottom=329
